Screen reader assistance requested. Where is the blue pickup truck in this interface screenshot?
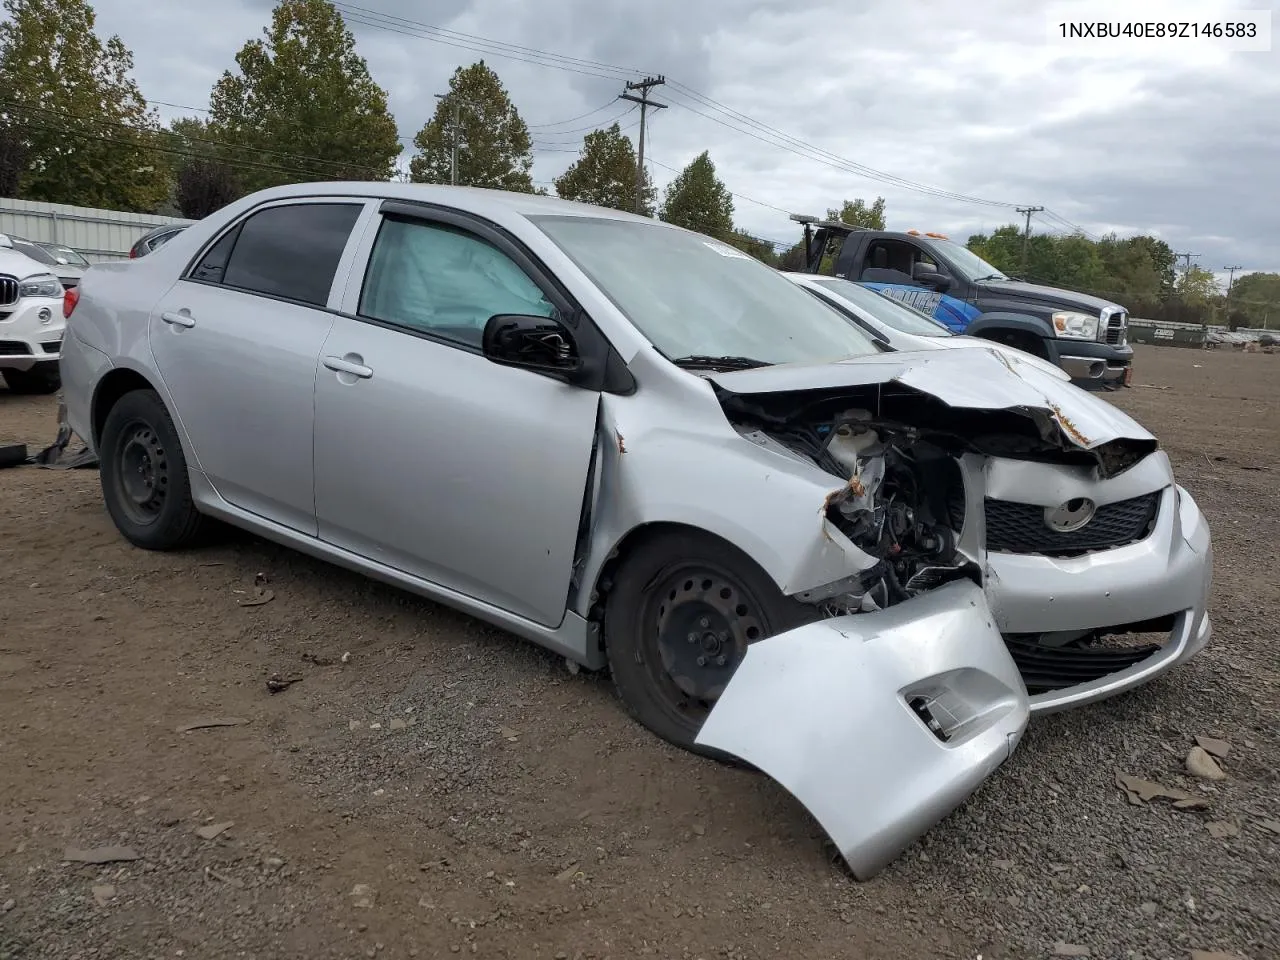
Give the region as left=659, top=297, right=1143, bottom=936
left=791, top=216, right=1134, bottom=390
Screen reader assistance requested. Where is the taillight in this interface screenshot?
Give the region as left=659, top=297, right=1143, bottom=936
left=63, top=285, right=79, bottom=318
left=129, top=248, right=137, bottom=258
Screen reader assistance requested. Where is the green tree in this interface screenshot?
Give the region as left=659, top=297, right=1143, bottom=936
left=0, top=0, right=169, bottom=210
left=176, top=158, right=242, bottom=219
left=827, top=196, right=886, bottom=229
left=409, top=61, right=534, bottom=192
left=1175, top=265, right=1220, bottom=305
left=659, top=151, right=734, bottom=240
left=553, top=123, right=654, bottom=214
left=208, top=0, right=401, bottom=193
left=724, top=228, right=777, bottom=265
left=0, top=122, right=25, bottom=195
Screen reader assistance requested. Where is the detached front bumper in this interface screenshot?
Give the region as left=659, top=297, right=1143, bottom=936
left=984, top=473, right=1213, bottom=714
left=0, top=298, right=65, bottom=370
left=696, top=579, right=1028, bottom=880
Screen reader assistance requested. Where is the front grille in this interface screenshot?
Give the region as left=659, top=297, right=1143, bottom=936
left=985, top=491, right=1160, bottom=556
left=0, top=339, right=29, bottom=356
left=1006, top=637, right=1162, bottom=693
left=0, top=275, right=17, bottom=306
left=1105, top=311, right=1127, bottom=345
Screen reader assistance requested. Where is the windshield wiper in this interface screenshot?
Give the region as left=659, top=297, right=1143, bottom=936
left=972, top=273, right=1011, bottom=283
left=670, top=354, right=772, bottom=371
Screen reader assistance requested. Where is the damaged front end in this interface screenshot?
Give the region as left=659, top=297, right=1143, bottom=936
left=687, top=348, right=1163, bottom=877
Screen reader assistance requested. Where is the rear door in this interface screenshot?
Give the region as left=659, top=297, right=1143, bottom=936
left=148, top=199, right=369, bottom=534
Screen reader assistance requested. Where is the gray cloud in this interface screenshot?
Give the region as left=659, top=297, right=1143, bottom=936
left=88, top=0, right=1280, bottom=277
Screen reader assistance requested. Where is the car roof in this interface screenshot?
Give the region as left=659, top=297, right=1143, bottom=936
left=241, top=181, right=657, bottom=225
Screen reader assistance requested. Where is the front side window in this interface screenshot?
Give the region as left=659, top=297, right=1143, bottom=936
left=219, top=203, right=362, bottom=306
left=358, top=217, right=556, bottom=348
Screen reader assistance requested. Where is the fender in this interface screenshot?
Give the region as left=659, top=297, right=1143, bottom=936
left=963, top=311, right=1059, bottom=360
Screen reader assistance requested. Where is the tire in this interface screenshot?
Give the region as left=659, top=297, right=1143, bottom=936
left=3, top=361, right=61, bottom=395
left=99, top=388, right=204, bottom=550
left=603, top=529, right=819, bottom=757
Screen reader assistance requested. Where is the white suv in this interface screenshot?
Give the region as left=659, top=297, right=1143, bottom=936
left=0, top=239, right=66, bottom=394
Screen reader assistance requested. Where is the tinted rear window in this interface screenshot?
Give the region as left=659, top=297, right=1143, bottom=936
left=221, top=203, right=361, bottom=306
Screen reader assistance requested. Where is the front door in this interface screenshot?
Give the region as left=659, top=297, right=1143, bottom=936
left=313, top=211, right=600, bottom=626
left=147, top=200, right=365, bottom=533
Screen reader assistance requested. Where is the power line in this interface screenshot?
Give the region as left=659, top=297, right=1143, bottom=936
left=326, top=3, right=1054, bottom=212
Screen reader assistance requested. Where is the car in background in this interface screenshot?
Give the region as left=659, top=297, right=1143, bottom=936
left=129, top=224, right=188, bottom=259
left=785, top=272, right=1071, bottom=381
left=0, top=232, right=86, bottom=290
left=58, top=183, right=1212, bottom=879
left=0, top=241, right=66, bottom=393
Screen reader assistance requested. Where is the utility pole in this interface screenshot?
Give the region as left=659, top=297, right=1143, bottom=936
left=1015, top=205, right=1043, bottom=273
left=1174, top=251, right=1200, bottom=273
left=619, top=76, right=666, bottom=214
left=434, top=93, right=466, bottom=186
left=1223, top=265, right=1243, bottom=295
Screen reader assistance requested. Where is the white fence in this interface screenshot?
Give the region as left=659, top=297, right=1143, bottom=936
left=0, top=197, right=192, bottom=262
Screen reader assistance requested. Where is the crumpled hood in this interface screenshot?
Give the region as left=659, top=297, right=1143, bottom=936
left=709, top=346, right=1154, bottom=452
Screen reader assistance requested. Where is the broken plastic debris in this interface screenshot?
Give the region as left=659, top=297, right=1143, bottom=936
left=195, top=822, right=234, bottom=840
left=176, top=717, right=249, bottom=733
left=64, top=846, right=140, bottom=864
left=1114, top=772, right=1209, bottom=810
left=238, top=587, right=275, bottom=607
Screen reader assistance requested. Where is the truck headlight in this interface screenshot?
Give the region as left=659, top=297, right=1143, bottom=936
left=1052, top=311, right=1100, bottom=341
left=18, top=273, right=63, bottom=299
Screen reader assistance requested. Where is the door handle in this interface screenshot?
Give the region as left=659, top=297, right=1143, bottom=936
left=323, top=355, right=373, bottom=379
left=161, top=311, right=195, bottom=328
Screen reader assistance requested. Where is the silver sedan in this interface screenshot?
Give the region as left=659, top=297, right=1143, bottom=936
left=57, top=183, right=1213, bottom=879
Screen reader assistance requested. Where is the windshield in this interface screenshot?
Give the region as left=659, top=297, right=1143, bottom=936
left=532, top=216, right=880, bottom=366
left=923, top=239, right=1008, bottom=282
left=803, top=276, right=953, bottom=337
left=36, top=242, right=89, bottom=267
left=7, top=237, right=59, bottom=266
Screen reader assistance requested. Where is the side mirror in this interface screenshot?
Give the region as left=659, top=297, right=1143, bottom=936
left=916, top=271, right=951, bottom=292
left=482, top=313, right=586, bottom=383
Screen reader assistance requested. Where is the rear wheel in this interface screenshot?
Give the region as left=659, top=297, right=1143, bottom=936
left=3, top=361, right=61, bottom=395
left=603, top=530, right=819, bottom=756
left=99, top=388, right=204, bottom=550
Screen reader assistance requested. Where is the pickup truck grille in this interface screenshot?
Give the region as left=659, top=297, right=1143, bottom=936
left=984, top=492, right=1159, bottom=556
left=0, top=274, right=17, bottom=306
left=1104, top=310, right=1127, bottom=345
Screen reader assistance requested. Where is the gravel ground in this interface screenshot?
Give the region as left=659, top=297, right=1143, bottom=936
left=1, top=344, right=1276, bottom=960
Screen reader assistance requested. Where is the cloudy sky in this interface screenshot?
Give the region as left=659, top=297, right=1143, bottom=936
left=88, top=0, right=1279, bottom=282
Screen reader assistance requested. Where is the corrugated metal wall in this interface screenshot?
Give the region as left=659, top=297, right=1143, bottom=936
left=0, top=197, right=193, bottom=262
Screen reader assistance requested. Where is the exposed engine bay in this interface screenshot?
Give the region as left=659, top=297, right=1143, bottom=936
left=740, top=407, right=979, bottom=616
left=713, top=379, right=1158, bottom=618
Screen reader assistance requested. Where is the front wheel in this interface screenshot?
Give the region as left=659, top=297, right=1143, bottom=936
left=603, top=530, right=818, bottom=756
left=3, top=361, right=61, bottom=395
left=99, top=388, right=204, bottom=550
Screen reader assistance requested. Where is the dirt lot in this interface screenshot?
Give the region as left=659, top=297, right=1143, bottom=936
left=1, top=344, right=1277, bottom=960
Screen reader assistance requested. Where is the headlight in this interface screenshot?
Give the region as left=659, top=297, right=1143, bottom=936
left=18, top=273, right=63, bottom=299
left=1051, top=311, right=1100, bottom=341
